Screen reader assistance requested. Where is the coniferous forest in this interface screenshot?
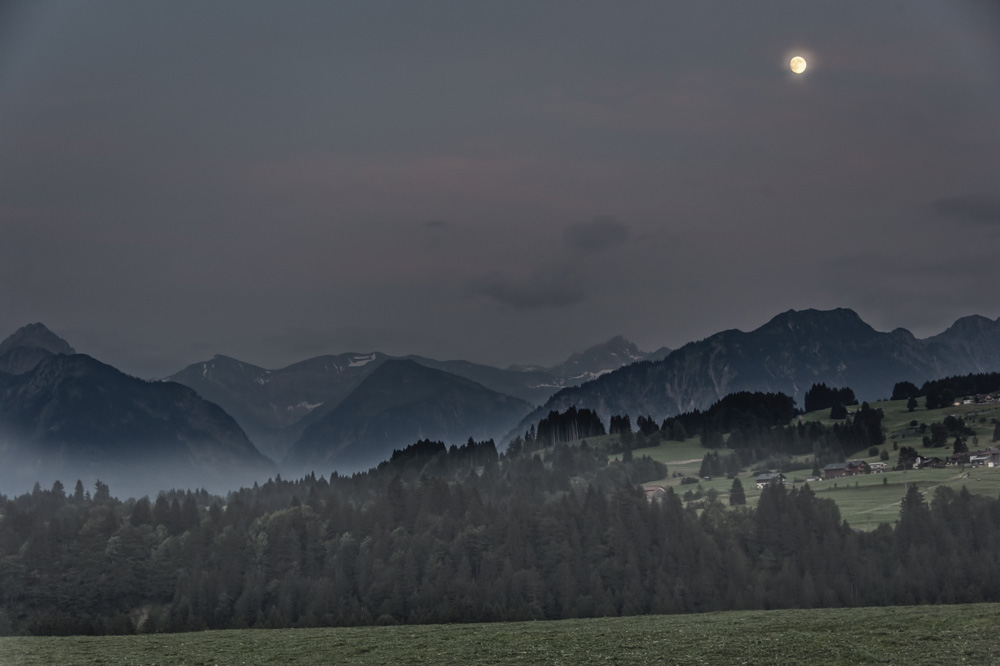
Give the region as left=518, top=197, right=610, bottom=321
left=3, top=431, right=1000, bottom=637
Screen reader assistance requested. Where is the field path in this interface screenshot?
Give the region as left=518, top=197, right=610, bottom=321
left=857, top=471, right=973, bottom=515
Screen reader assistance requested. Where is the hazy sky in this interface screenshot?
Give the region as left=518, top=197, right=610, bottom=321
left=1, top=1, right=999, bottom=377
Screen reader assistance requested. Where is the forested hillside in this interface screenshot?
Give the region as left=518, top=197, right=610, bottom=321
left=3, top=434, right=1000, bottom=636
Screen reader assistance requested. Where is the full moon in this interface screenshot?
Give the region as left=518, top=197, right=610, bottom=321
left=789, top=56, right=807, bottom=74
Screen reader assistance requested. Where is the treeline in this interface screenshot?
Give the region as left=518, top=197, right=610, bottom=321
left=520, top=391, right=879, bottom=478
left=803, top=383, right=857, bottom=413
left=892, top=372, right=1000, bottom=409
left=921, top=372, right=1000, bottom=410
left=0, top=437, right=668, bottom=636
left=4, top=458, right=1000, bottom=636
left=530, top=407, right=606, bottom=446
left=697, top=402, right=886, bottom=477
left=661, top=392, right=799, bottom=444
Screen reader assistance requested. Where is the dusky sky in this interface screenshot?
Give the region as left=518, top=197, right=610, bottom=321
left=1, top=1, right=998, bottom=377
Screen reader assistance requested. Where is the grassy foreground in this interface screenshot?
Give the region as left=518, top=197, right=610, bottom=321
left=3, top=604, right=999, bottom=666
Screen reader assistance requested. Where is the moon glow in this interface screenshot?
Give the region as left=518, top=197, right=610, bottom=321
left=789, top=56, right=807, bottom=74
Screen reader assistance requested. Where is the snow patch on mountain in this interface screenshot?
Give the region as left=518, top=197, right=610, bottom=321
left=349, top=354, right=377, bottom=367
left=287, top=401, right=323, bottom=412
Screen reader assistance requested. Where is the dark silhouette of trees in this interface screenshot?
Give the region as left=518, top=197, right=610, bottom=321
left=665, top=392, right=798, bottom=442
left=922, top=372, right=1000, bottom=410
left=892, top=381, right=919, bottom=401
left=2, top=405, right=998, bottom=637
left=535, top=408, right=606, bottom=445
left=609, top=414, right=632, bottom=435
left=729, top=478, right=746, bottom=506
left=804, top=383, right=857, bottom=413
left=635, top=415, right=659, bottom=436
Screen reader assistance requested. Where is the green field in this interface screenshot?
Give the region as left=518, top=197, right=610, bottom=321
left=619, top=397, right=1000, bottom=528
left=3, top=604, right=998, bottom=665
left=802, top=398, right=1000, bottom=452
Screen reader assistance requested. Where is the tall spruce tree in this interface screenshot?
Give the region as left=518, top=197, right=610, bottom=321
left=729, top=478, right=746, bottom=506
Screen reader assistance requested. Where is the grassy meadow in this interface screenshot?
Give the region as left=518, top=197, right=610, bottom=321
left=3, top=603, right=999, bottom=665
left=614, top=397, right=1000, bottom=529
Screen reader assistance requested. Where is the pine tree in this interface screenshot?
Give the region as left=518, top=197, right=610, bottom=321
left=130, top=497, right=153, bottom=527
left=729, top=478, right=746, bottom=506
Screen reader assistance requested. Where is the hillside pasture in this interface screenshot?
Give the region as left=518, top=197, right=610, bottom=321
left=801, top=398, right=1000, bottom=453
left=536, top=395, right=1000, bottom=529
left=629, top=395, right=1000, bottom=528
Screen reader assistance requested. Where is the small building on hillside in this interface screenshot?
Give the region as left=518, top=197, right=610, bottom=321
left=755, top=473, right=786, bottom=489
left=967, top=449, right=1000, bottom=467
left=914, top=456, right=946, bottom=470
left=643, top=485, right=667, bottom=503
left=823, top=460, right=867, bottom=480
left=947, top=452, right=971, bottom=466
left=868, top=462, right=888, bottom=474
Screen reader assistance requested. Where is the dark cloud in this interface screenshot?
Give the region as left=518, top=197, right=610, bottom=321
left=467, top=269, right=586, bottom=310
left=930, top=195, right=1000, bottom=225
left=565, top=216, right=629, bottom=254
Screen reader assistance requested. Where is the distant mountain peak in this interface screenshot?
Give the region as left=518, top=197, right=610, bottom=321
left=288, top=357, right=532, bottom=473
left=943, top=314, right=996, bottom=332
left=758, top=308, right=873, bottom=336
left=0, top=323, right=75, bottom=356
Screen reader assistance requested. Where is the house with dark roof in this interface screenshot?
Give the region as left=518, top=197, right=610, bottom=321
left=755, top=472, right=786, bottom=489
left=823, top=460, right=867, bottom=480
left=643, top=485, right=667, bottom=502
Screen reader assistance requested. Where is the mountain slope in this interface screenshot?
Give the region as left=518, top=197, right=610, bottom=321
left=0, top=352, right=275, bottom=496
left=286, top=360, right=532, bottom=474
left=167, top=352, right=398, bottom=460
left=511, top=308, right=1000, bottom=438
left=923, top=315, right=1000, bottom=374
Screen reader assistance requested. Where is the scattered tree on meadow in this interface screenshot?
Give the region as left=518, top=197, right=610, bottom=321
left=729, top=477, right=746, bottom=506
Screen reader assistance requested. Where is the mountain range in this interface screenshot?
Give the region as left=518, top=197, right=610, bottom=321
left=2, top=308, right=999, bottom=494
left=0, top=324, right=275, bottom=497
left=167, top=335, right=666, bottom=461
left=510, top=308, right=1000, bottom=438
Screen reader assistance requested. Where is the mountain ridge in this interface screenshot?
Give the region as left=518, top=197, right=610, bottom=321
left=285, top=359, right=533, bottom=474
left=167, top=335, right=662, bottom=460
left=508, top=308, right=1000, bottom=440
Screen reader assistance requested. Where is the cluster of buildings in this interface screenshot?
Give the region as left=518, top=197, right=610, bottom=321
left=912, top=447, right=1000, bottom=470
left=753, top=461, right=885, bottom=489
left=750, top=447, right=1000, bottom=488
